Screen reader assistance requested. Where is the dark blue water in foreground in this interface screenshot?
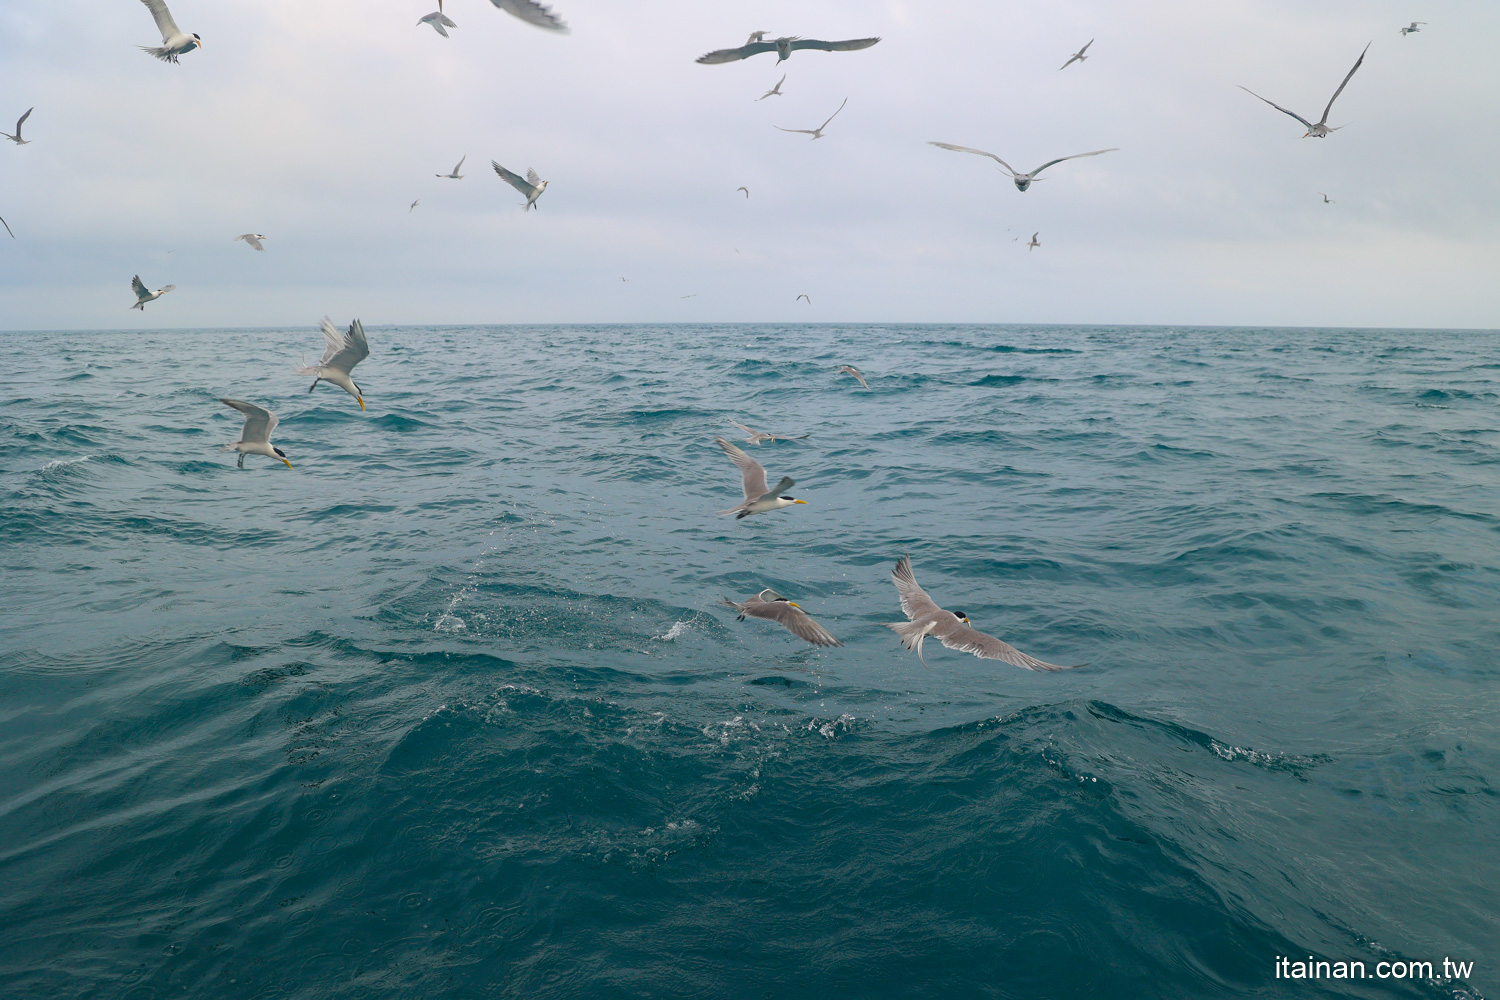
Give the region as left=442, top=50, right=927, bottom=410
left=2, top=324, right=1497, bottom=999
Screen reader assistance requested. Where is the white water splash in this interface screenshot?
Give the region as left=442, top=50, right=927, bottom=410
left=654, top=620, right=690, bottom=641
left=39, top=455, right=94, bottom=471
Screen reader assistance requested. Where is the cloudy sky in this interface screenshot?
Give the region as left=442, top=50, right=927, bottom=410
left=0, top=0, right=1495, bottom=330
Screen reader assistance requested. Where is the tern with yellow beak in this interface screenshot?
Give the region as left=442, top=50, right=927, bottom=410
left=722, top=589, right=841, bottom=647
left=715, top=437, right=807, bottom=519
left=138, top=0, right=202, bottom=63
left=221, top=399, right=291, bottom=469
left=297, top=317, right=370, bottom=411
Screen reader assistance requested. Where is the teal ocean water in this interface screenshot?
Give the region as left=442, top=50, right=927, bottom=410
left=2, top=323, right=1496, bottom=998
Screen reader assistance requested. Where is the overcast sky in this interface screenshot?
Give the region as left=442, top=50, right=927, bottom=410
left=0, top=0, right=1495, bottom=330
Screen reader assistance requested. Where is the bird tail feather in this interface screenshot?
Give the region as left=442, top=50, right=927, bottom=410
left=138, top=45, right=179, bottom=63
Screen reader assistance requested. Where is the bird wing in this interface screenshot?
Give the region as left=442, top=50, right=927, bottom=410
left=319, top=318, right=368, bottom=371
left=727, top=418, right=758, bottom=436
left=492, top=161, right=538, bottom=198
left=426, top=17, right=451, bottom=36
left=0, top=216, right=13, bottom=239
left=1079, top=38, right=1094, bottom=55
left=748, top=600, right=843, bottom=647
left=131, top=275, right=149, bottom=300
left=715, top=436, right=769, bottom=500
left=158, top=284, right=175, bottom=294
left=696, top=41, right=778, bottom=64
left=491, top=0, right=568, bottom=32
left=526, top=167, right=542, bottom=187
left=438, top=12, right=457, bottom=26
left=221, top=398, right=276, bottom=443
left=1059, top=54, right=1082, bottom=70
left=818, top=96, right=849, bottom=130
left=927, top=142, right=1019, bottom=177
left=774, top=127, right=817, bottom=135
left=15, top=107, right=32, bottom=135
left=788, top=37, right=881, bottom=53
left=838, top=366, right=868, bottom=388
left=932, top=620, right=1078, bottom=671
left=453, top=154, right=465, bottom=173
left=1320, top=42, right=1369, bottom=124
left=1029, top=147, right=1119, bottom=177
left=141, top=0, right=181, bottom=40
left=890, top=556, right=942, bottom=621
left=1237, top=87, right=1315, bottom=130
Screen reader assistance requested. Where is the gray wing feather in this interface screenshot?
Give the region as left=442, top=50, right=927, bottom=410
left=760, top=475, right=795, bottom=501
left=131, top=275, right=148, bottom=299
left=928, top=142, right=1018, bottom=177
left=891, top=556, right=942, bottom=620
left=319, top=317, right=368, bottom=371
left=696, top=41, right=778, bottom=64
left=221, top=398, right=277, bottom=443
left=788, top=37, right=881, bottom=52
left=933, top=621, right=1078, bottom=671
left=15, top=107, right=32, bottom=134
left=1030, top=148, right=1118, bottom=177
left=1320, top=43, right=1369, bottom=123
left=732, top=597, right=842, bottom=647
left=491, top=0, right=567, bottom=32
left=0, top=216, right=12, bottom=239
left=492, top=161, right=538, bottom=198
left=526, top=167, right=542, bottom=187
left=715, top=436, right=769, bottom=500
left=141, top=0, right=181, bottom=40
left=1238, top=87, right=1314, bottom=130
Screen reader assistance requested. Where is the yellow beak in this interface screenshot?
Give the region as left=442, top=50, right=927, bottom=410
left=357, top=396, right=365, bottom=411
left=793, top=499, right=808, bottom=504
left=789, top=602, right=802, bottom=609
left=281, top=458, right=293, bottom=468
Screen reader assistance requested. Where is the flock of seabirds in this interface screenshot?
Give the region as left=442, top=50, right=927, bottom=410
left=1, top=1, right=1436, bottom=671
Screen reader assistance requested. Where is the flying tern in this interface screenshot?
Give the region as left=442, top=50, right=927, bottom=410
left=727, top=418, right=808, bottom=446
left=410, top=199, right=419, bottom=212
left=1239, top=43, right=1369, bottom=138
left=1, top=108, right=32, bottom=145
left=698, top=35, right=880, bottom=65
left=437, top=155, right=466, bottom=179
left=138, top=0, right=202, bottom=63
left=885, top=556, right=1080, bottom=670
left=418, top=11, right=457, bottom=37
left=221, top=399, right=290, bottom=469
left=835, top=365, right=868, bottom=389
left=1059, top=39, right=1093, bottom=70
left=722, top=589, right=841, bottom=647
left=1319, top=192, right=1334, bottom=204
left=737, top=186, right=750, bottom=198
left=487, top=0, right=567, bottom=32
left=492, top=161, right=548, bottom=210
left=129, top=275, right=174, bottom=310
left=1400, top=22, right=1425, bottom=36
left=715, top=437, right=806, bottom=518
left=776, top=97, right=847, bottom=140
left=796, top=293, right=811, bottom=304
left=297, top=317, right=369, bottom=411
left=1027, top=232, right=1040, bottom=251
left=757, top=74, right=786, bottom=100
left=928, top=142, right=1118, bottom=191
left=235, top=233, right=267, bottom=251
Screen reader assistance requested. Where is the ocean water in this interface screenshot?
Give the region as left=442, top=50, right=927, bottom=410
left=1, top=323, right=1497, bottom=999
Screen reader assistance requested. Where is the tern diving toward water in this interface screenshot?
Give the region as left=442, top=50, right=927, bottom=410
left=297, top=318, right=369, bottom=411
left=722, top=589, right=842, bottom=647
left=1400, top=21, right=1426, bottom=36
left=1, top=108, right=32, bottom=145
left=928, top=142, right=1118, bottom=192
left=715, top=437, right=806, bottom=518
left=1239, top=42, right=1369, bottom=138
left=886, top=556, right=1081, bottom=670
left=836, top=365, right=868, bottom=389
left=698, top=35, right=880, bottom=65
left=221, top=399, right=291, bottom=469
left=492, top=161, right=548, bottom=210
left=418, top=11, right=457, bottom=37
left=437, top=155, right=466, bottom=179
left=129, top=275, right=174, bottom=310
left=757, top=74, right=786, bottom=100
left=138, top=0, right=201, bottom=63
left=1059, top=39, right=1093, bottom=70
left=235, top=233, right=267, bottom=251
left=776, top=97, right=847, bottom=140
left=727, top=418, right=808, bottom=446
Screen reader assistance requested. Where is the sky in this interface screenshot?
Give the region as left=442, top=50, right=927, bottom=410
left=0, top=0, right=1496, bottom=330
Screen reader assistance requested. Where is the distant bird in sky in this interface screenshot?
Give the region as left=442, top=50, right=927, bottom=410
left=297, top=318, right=370, bottom=411
left=138, top=0, right=202, bottom=63
left=680, top=293, right=697, bottom=299
left=487, top=0, right=567, bottom=32
left=722, top=589, right=842, bottom=647
left=885, top=556, right=1080, bottom=670
left=0, top=216, right=14, bottom=239
left=437, top=155, right=466, bottom=179
left=1400, top=21, right=1426, bottom=36
left=220, top=399, right=291, bottom=469
left=776, top=97, right=848, bottom=140
left=1239, top=42, right=1370, bottom=138
left=129, top=274, right=174, bottom=310
left=410, top=199, right=419, bottom=212
left=1319, top=192, right=1334, bottom=204
left=1, top=108, right=32, bottom=145
left=757, top=74, right=786, bottom=100
left=418, top=11, right=457, bottom=37
left=492, top=161, right=548, bottom=210
left=1059, top=39, right=1093, bottom=70
left=737, top=186, right=750, bottom=198
left=727, top=418, right=808, bottom=446
left=715, top=437, right=807, bottom=519
left=836, top=365, right=868, bottom=389
left=698, top=35, right=880, bottom=65
left=1027, top=232, right=1041, bottom=251
left=796, top=293, right=811, bottom=304
left=928, top=142, right=1118, bottom=191
left=235, top=233, right=267, bottom=251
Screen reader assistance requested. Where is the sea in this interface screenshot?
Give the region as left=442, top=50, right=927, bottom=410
left=1, top=323, right=1496, bottom=999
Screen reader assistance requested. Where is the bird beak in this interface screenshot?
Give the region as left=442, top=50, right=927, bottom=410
left=281, top=458, right=293, bottom=468
left=793, top=499, right=808, bottom=504
left=789, top=602, right=802, bottom=609
left=357, top=396, right=365, bottom=412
